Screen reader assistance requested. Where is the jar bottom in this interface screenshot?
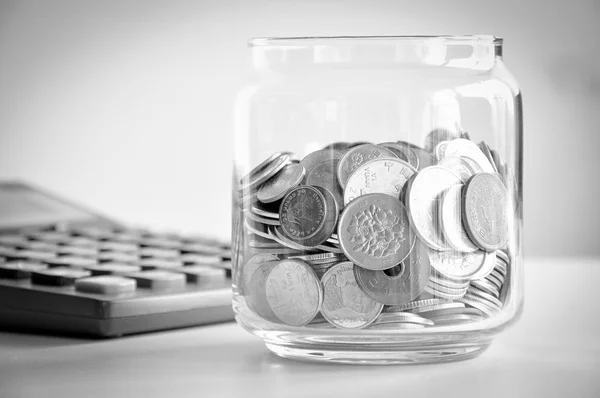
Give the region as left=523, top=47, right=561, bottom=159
left=265, top=342, right=490, bottom=365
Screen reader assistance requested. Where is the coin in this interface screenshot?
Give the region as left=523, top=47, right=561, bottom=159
left=424, top=128, right=461, bottom=153
left=240, top=253, right=279, bottom=294
left=424, top=285, right=466, bottom=300
left=462, top=173, right=509, bottom=251
left=265, top=259, right=323, bottom=326
left=434, top=141, right=450, bottom=162
left=322, top=142, right=352, bottom=151
left=244, top=219, right=275, bottom=241
left=251, top=204, right=279, bottom=219
left=279, top=186, right=328, bottom=246
left=305, top=158, right=344, bottom=210
left=438, top=156, right=477, bottom=183
left=469, top=250, right=496, bottom=281
left=458, top=296, right=496, bottom=317
left=405, top=166, right=461, bottom=251
left=337, top=144, right=397, bottom=188
left=244, top=210, right=281, bottom=226
left=239, top=153, right=291, bottom=192
left=372, top=312, right=434, bottom=326
left=354, top=241, right=430, bottom=305
left=422, top=306, right=483, bottom=319
left=343, top=158, right=417, bottom=205
left=245, top=261, right=280, bottom=322
left=338, top=193, right=415, bottom=270
left=320, top=262, right=383, bottom=329
left=466, top=287, right=503, bottom=308
left=470, top=279, right=500, bottom=298
left=428, top=249, right=490, bottom=281
left=312, top=185, right=339, bottom=243
left=301, top=149, right=344, bottom=173
left=399, top=142, right=434, bottom=170
left=439, top=185, right=478, bottom=252
left=386, top=142, right=420, bottom=169
left=257, top=163, right=305, bottom=203
left=479, top=141, right=499, bottom=173
left=288, top=252, right=340, bottom=262
left=385, top=298, right=451, bottom=312
left=368, top=322, right=425, bottom=330
left=428, top=273, right=470, bottom=289
left=443, top=139, right=495, bottom=173
left=408, top=302, right=466, bottom=314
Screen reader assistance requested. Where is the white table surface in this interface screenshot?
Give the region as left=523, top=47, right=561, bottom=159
left=1, top=257, right=599, bottom=398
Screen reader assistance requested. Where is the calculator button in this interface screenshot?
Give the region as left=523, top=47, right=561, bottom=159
left=56, top=245, right=99, bottom=257
left=139, top=258, right=183, bottom=270
left=172, top=265, right=225, bottom=283
left=31, top=267, right=92, bottom=286
left=12, top=249, right=57, bottom=261
left=0, top=235, right=30, bottom=247
left=84, top=263, right=141, bottom=276
left=98, top=241, right=139, bottom=253
left=44, top=256, right=98, bottom=268
left=26, top=231, right=73, bottom=244
left=179, top=253, right=221, bottom=266
left=98, top=251, right=139, bottom=263
left=18, top=240, right=60, bottom=251
left=68, top=237, right=100, bottom=248
left=139, top=238, right=183, bottom=250
left=139, top=248, right=180, bottom=259
left=0, top=261, right=48, bottom=279
left=180, top=242, right=223, bottom=256
left=75, top=276, right=137, bottom=294
left=125, top=270, right=186, bottom=290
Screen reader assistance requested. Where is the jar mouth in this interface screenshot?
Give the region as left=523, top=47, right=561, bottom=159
left=249, top=35, right=502, bottom=47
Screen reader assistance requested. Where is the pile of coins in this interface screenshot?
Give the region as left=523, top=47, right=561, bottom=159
left=235, top=128, right=515, bottom=330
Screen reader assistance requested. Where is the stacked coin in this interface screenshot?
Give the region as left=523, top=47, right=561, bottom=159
left=237, top=130, right=514, bottom=330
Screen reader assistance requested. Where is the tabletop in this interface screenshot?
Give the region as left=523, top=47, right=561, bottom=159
left=1, top=257, right=599, bottom=398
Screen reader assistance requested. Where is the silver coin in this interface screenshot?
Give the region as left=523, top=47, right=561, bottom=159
left=379, top=142, right=409, bottom=162
left=405, top=166, right=461, bottom=251
left=248, top=240, right=283, bottom=249
left=244, top=219, right=275, bottom=241
left=496, top=250, right=510, bottom=266
left=469, top=250, right=496, bottom=281
left=470, top=279, right=500, bottom=298
left=240, top=152, right=288, bottom=186
left=424, top=285, right=466, bottom=300
left=265, top=259, right=323, bottom=326
left=343, top=158, right=417, bottom=205
left=438, top=156, right=477, bottom=183
left=408, top=302, right=466, bottom=314
left=245, top=261, right=280, bottom=322
left=354, top=241, right=431, bottom=305
left=387, top=142, right=420, bottom=169
left=429, top=313, right=483, bottom=325
left=279, top=186, right=328, bottom=247
left=320, top=262, right=383, bottom=329
left=257, top=163, right=305, bottom=203
left=368, top=322, right=426, bottom=330
left=385, top=298, right=451, bottom=313
left=443, top=139, right=495, bottom=173
left=338, top=193, right=415, bottom=270
left=428, top=249, right=490, bottom=280
left=439, top=185, right=478, bottom=253
left=311, top=186, right=340, bottom=246
left=458, top=296, right=496, bottom=317
left=479, top=141, right=499, bottom=173
left=315, top=244, right=345, bottom=254
left=402, top=143, right=434, bottom=171
left=425, top=280, right=468, bottom=296
left=240, top=253, right=279, bottom=295
left=428, top=273, right=470, bottom=289
left=434, top=141, right=450, bottom=162
left=424, top=128, right=461, bottom=153
left=462, top=173, right=509, bottom=251
left=288, top=252, right=340, bottom=262
left=270, top=226, right=317, bottom=251
left=305, top=158, right=344, bottom=211
left=495, top=260, right=508, bottom=277
left=485, top=273, right=503, bottom=290
left=490, top=149, right=504, bottom=176
left=463, top=291, right=501, bottom=311
left=301, top=149, right=344, bottom=174
left=466, top=287, right=503, bottom=308
left=372, top=312, right=434, bottom=326
left=418, top=306, right=482, bottom=319
left=244, top=210, right=281, bottom=226
left=239, top=153, right=291, bottom=192
left=251, top=204, right=280, bottom=219
left=490, top=269, right=506, bottom=284
left=337, top=144, right=397, bottom=188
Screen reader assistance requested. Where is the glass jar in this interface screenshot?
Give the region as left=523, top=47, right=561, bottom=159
left=232, top=35, right=523, bottom=364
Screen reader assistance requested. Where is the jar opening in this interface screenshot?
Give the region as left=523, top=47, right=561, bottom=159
left=249, top=35, right=503, bottom=47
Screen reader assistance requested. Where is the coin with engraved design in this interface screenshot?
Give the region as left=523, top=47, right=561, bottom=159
left=265, top=259, right=322, bottom=326
left=354, top=241, right=431, bottom=305
left=279, top=186, right=328, bottom=247
left=257, top=163, right=305, bottom=203
left=462, top=173, right=509, bottom=251
left=320, top=262, right=383, bottom=329
left=337, top=144, right=397, bottom=188
left=443, top=139, right=495, bottom=173
left=439, top=186, right=479, bottom=252
left=343, top=158, right=417, bottom=205
left=338, top=193, right=415, bottom=271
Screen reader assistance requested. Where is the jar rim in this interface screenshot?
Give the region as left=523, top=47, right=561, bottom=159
left=249, top=35, right=503, bottom=47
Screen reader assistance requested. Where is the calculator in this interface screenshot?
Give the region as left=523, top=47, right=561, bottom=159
left=0, top=181, right=234, bottom=337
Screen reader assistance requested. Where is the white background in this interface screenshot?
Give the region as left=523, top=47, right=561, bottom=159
left=0, top=0, right=598, bottom=256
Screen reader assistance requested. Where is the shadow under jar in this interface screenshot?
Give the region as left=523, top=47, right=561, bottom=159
left=232, top=35, right=523, bottom=365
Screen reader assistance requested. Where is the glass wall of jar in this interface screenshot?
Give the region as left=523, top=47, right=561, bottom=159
left=232, top=36, right=523, bottom=364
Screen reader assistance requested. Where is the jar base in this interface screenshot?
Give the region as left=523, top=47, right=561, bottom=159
left=265, top=342, right=491, bottom=365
